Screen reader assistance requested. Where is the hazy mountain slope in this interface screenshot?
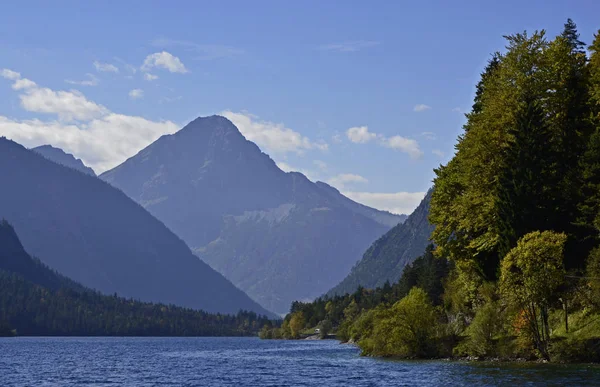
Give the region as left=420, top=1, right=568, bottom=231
left=101, top=115, right=402, bottom=314
left=0, top=138, right=273, bottom=316
left=314, top=182, right=407, bottom=228
left=33, top=145, right=96, bottom=176
left=0, top=220, right=272, bottom=336
left=327, top=190, right=434, bottom=296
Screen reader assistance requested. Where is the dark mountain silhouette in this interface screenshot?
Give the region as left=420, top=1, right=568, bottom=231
left=33, top=145, right=96, bottom=176
left=327, top=190, right=434, bottom=296
left=0, top=137, right=273, bottom=317
left=101, top=115, right=404, bottom=314
left=0, top=220, right=273, bottom=336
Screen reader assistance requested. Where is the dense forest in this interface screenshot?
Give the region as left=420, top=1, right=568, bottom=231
left=0, top=220, right=271, bottom=337
left=263, top=20, right=600, bottom=363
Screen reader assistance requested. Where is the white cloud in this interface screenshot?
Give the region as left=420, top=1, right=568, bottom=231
left=19, top=87, right=108, bottom=121
left=0, top=71, right=178, bottom=172
left=421, top=131, right=436, bottom=140
left=144, top=73, right=159, bottom=81
left=1, top=69, right=21, bottom=80
left=65, top=73, right=99, bottom=86
left=93, top=61, right=119, bottom=73
left=0, top=114, right=178, bottom=173
left=141, top=51, right=188, bottom=73
left=114, top=58, right=138, bottom=74
left=1, top=69, right=38, bottom=91
left=12, top=78, right=37, bottom=90
left=318, top=40, right=381, bottom=52
left=332, top=133, right=343, bottom=144
left=452, top=107, right=462, bottom=113
left=343, top=191, right=427, bottom=215
left=345, top=123, right=423, bottom=159
left=432, top=149, right=444, bottom=157
left=221, top=110, right=328, bottom=155
left=327, top=173, right=368, bottom=190
left=382, top=135, right=423, bottom=159
left=346, top=126, right=376, bottom=143
left=152, top=38, right=244, bottom=61
left=414, top=104, right=431, bottom=112
left=128, top=89, right=144, bottom=100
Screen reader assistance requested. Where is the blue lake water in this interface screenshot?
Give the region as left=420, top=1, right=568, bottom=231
left=0, top=337, right=599, bottom=386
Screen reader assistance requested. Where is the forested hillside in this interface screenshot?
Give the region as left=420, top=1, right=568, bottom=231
left=264, top=20, right=600, bottom=363
left=0, top=220, right=271, bottom=336
left=328, top=190, right=433, bottom=296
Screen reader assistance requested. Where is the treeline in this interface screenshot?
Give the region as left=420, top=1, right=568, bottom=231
left=263, top=20, right=600, bottom=363
left=260, top=245, right=449, bottom=341
left=0, top=220, right=272, bottom=337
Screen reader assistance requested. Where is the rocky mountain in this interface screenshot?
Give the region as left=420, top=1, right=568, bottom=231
left=100, top=115, right=403, bottom=314
left=327, top=190, right=434, bottom=296
left=33, top=145, right=96, bottom=176
left=0, top=137, right=273, bottom=317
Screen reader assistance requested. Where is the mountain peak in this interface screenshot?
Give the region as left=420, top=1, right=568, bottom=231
left=33, top=145, right=96, bottom=176
left=178, top=115, right=239, bottom=137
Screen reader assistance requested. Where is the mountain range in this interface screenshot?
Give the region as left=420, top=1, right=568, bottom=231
left=0, top=137, right=272, bottom=317
left=327, top=190, right=434, bottom=296
left=100, top=115, right=404, bottom=314
left=0, top=220, right=271, bottom=336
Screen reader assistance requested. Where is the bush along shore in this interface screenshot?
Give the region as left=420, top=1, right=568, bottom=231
left=261, top=20, right=600, bottom=363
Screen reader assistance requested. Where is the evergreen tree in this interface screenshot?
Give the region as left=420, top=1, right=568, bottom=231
left=561, top=18, right=586, bottom=54
left=545, top=19, right=592, bottom=268
left=496, top=94, right=551, bottom=258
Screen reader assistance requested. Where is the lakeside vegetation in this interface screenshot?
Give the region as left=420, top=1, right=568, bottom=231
left=262, top=20, right=600, bottom=363
left=0, top=220, right=271, bottom=337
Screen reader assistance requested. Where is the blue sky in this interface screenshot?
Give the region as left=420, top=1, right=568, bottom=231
left=1, top=0, right=599, bottom=214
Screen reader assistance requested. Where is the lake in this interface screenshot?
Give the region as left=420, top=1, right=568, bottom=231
left=0, top=337, right=599, bottom=386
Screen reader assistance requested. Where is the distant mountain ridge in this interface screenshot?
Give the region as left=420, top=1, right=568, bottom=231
left=101, top=115, right=404, bottom=314
left=327, top=190, right=434, bottom=296
left=0, top=220, right=272, bottom=336
left=0, top=137, right=273, bottom=317
left=33, top=145, right=96, bottom=176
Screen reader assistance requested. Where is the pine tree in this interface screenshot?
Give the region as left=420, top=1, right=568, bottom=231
left=545, top=19, right=592, bottom=269
left=561, top=18, right=586, bottom=54
left=578, top=34, right=600, bottom=246
left=496, top=94, right=551, bottom=258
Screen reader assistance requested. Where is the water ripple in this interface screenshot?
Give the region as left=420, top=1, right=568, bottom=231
left=0, top=337, right=599, bottom=386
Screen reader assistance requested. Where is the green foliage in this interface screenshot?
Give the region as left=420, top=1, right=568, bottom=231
left=359, top=288, right=439, bottom=358
left=396, top=245, right=451, bottom=305
left=431, top=20, right=593, bottom=277
left=495, top=94, right=552, bottom=258
left=454, top=301, right=504, bottom=357
left=289, top=311, right=306, bottom=339
left=318, top=319, right=332, bottom=338
left=581, top=247, right=600, bottom=311
left=500, top=231, right=567, bottom=360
